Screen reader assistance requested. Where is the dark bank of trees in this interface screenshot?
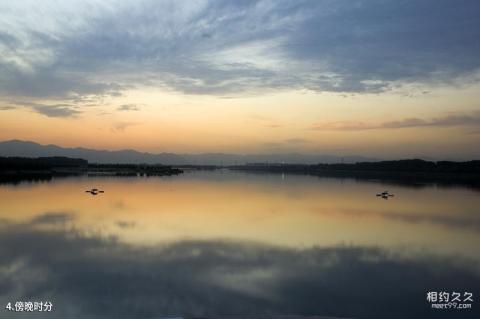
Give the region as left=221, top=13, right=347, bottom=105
left=231, top=159, right=480, bottom=188
left=0, top=156, right=88, bottom=170
left=233, top=159, right=480, bottom=173
left=87, top=163, right=182, bottom=176
left=0, top=156, right=182, bottom=182
left=0, top=156, right=88, bottom=183
left=313, top=159, right=480, bottom=173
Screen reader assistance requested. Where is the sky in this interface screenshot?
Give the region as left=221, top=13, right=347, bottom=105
left=0, top=0, right=479, bottom=159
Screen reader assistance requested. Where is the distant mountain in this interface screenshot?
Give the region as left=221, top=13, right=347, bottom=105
left=0, top=140, right=184, bottom=165
left=0, top=140, right=378, bottom=165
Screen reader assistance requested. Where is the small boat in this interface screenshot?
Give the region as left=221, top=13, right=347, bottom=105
left=85, top=188, right=104, bottom=195
left=376, top=190, right=394, bottom=198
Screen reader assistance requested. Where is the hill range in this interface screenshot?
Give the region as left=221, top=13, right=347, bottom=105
left=0, top=140, right=377, bottom=165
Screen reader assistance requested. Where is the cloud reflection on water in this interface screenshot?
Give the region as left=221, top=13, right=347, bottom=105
left=0, top=214, right=478, bottom=319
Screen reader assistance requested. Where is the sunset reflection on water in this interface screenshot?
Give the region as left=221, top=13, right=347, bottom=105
left=0, top=171, right=479, bottom=318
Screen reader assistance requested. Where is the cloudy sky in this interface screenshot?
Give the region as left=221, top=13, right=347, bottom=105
left=1, top=0, right=479, bottom=159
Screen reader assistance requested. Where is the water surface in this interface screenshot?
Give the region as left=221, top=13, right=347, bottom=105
left=0, top=170, right=478, bottom=318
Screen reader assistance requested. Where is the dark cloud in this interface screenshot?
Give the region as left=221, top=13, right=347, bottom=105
left=285, top=0, right=480, bottom=92
left=311, top=112, right=480, bottom=131
left=0, top=31, right=19, bottom=48
left=0, top=216, right=479, bottom=319
left=6, top=101, right=81, bottom=118
left=382, top=113, right=480, bottom=129
left=30, top=104, right=81, bottom=118
left=0, top=62, right=125, bottom=100
left=1, top=1, right=479, bottom=99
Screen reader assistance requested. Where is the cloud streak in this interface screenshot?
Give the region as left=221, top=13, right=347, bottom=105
left=311, top=112, right=480, bottom=131
left=112, top=121, right=140, bottom=132
left=4, top=101, right=81, bottom=118
left=116, top=104, right=141, bottom=112
left=29, top=104, right=81, bottom=118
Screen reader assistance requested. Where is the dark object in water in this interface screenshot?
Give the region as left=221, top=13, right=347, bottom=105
left=376, top=190, right=394, bottom=199
left=85, top=188, right=104, bottom=195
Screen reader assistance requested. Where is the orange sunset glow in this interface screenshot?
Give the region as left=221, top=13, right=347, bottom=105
left=1, top=1, right=479, bottom=159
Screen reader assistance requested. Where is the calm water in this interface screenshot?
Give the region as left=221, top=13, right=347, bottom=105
left=0, top=170, right=479, bottom=318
